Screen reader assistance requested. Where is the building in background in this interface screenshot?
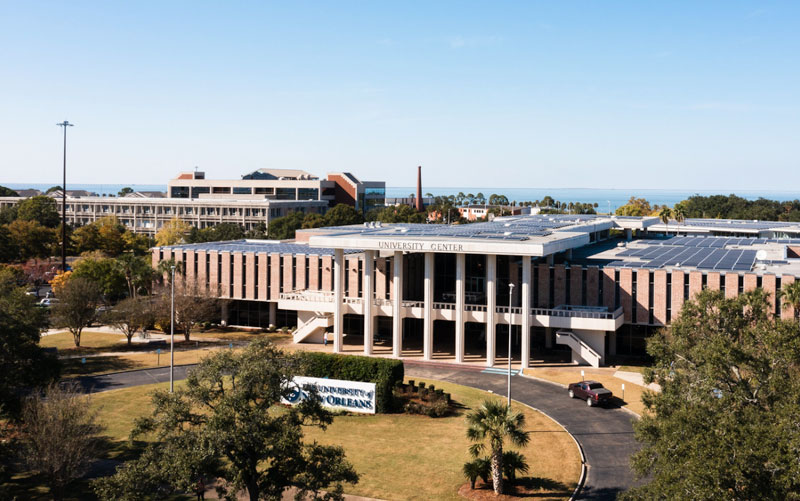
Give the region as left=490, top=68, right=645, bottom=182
left=0, top=168, right=385, bottom=235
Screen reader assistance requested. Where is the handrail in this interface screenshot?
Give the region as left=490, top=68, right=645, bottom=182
left=557, top=330, right=600, bottom=359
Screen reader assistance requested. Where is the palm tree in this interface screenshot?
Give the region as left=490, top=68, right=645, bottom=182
left=779, top=280, right=800, bottom=321
left=502, top=450, right=530, bottom=482
left=465, top=399, right=531, bottom=495
left=659, top=207, right=672, bottom=233
left=462, top=458, right=490, bottom=489
left=673, top=203, right=687, bottom=225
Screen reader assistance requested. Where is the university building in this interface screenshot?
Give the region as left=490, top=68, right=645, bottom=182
left=152, top=214, right=800, bottom=368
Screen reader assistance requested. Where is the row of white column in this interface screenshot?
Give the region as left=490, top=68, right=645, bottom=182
left=332, top=249, right=533, bottom=368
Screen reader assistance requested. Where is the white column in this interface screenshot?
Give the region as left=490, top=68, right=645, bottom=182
left=423, top=252, right=434, bottom=361
left=455, top=253, right=465, bottom=363
left=333, top=248, right=344, bottom=353
left=363, top=250, right=374, bottom=355
left=486, top=254, right=496, bottom=367
left=392, top=251, right=403, bottom=358
left=268, top=302, right=277, bottom=328
left=521, top=257, right=531, bottom=369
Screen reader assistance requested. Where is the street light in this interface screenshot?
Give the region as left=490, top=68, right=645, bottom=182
left=507, top=282, right=515, bottom=408
left=56, top=120, right=74, bottom=272
left=170, top=265, right=176, bottom=393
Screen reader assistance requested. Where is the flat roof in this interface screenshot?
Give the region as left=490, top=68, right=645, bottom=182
left=575, top=235, right=800, bottom=275
left=156, top=239, right=361, bottom=256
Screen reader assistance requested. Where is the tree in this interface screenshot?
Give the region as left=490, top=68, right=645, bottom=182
left=462, top=458, right=490, bottom=490
left=93, top=339, right=358, bottom=501
left=155, top=217, right=191, bottom=246
left=122, top=231, right=153, bottom=256
left=465, top=399, right=531, bottom=495
left=0, top=225, right=19, bottom=262
left=188, top=223, right=245, bottom=243
left=780, top=280, right=800, bottom=321
left=115, top=253, right=155, bottom=297
left=7, top=219, right=56, bottom=260
left=51, top=276, right=101, bottom=347
left=71, top=253, right=127, bottom=300
left=105, top=296, right=152, bottom=345
left=268, top=211, right=305, bottom=240
left=324, top=204, right=364, bottom=227
left=658, top=206, right=672, bottom=231
left=0, top=185, right=19, bottom=197
left=21, top=383, right=104, bottom=501
left=45, top=186, right=62, bottom=194
left=16, top=195, right=60, bottom=227
left=0, top=268, right=59, bottom=416
left=672, top=202, right=687, bottom=224
left=155, top=282, right=218, bottom=341
left=615, top=197, right=652, bottom=217
left=623, top=290, right=800, bottom=500
left=301, top=212, right=325, bottom=229
left=117, top=186, right=134, bottom=197
left=367, top=204, right=426, bottom=224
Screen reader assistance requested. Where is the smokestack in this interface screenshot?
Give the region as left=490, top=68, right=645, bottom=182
left=416, top=165, right=423, bottom=211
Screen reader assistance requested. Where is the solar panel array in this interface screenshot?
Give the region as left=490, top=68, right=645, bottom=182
left=654, top=236, right=800, bottom=246
left=681, top=218, right=800, bottom=230
left=610, top=245, right=757, bottom=271
left=161, top=240, right=361, bottom=256
left=320, top=215, right=605, bottom=241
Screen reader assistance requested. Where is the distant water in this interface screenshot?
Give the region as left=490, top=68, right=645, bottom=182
left=5, top=183, right=800, bottom=211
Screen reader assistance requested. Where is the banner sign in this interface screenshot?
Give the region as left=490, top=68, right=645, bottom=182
left=282, top=376, right=377, bottom=414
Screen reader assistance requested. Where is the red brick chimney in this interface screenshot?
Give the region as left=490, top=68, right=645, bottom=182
left=416, top=165, right=423, bottom=211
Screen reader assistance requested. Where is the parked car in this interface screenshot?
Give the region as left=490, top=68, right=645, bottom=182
left=37, top=298, right=59, bottom=308
left=568, top=381, right=613, bottom=407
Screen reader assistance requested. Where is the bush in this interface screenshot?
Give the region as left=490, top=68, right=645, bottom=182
left=295, top=352, right=404, bottom=413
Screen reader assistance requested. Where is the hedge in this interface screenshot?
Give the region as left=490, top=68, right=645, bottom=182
left=295, top=351, right=404, bottom=413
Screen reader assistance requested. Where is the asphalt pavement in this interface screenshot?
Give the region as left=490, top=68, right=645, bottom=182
left=76, top=360, right=639, bottom=500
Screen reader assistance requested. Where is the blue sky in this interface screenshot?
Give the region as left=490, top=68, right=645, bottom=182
left=1, top=2, right=798, bottom=190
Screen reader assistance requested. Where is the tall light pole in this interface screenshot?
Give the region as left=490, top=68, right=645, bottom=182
left=56, top=121, right=73, bottom=272
left=170, top=265, right=176, bottom=393
left=507, top=282, right=515, bottom=408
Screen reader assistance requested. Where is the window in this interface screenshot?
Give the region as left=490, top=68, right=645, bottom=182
left=233, top=187, right=252, bottom=195
left=276, top=188, right=296, bottom=200
left=171, top=186, right=190, bottom=198
left=254, top=187, right=274, bottom=195
left=213, top=187, right=231, bottom=194
left=191, top=187, right=210, bottom=198
left=297, top=188, right=318, bottom=200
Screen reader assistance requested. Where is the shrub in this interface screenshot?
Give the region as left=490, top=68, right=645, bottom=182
left=295, top=351, right=404, bottom=413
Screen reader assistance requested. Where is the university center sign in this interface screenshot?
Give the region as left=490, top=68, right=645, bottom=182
left=377, top=240, right=464, bottom=252
left=282, top=376, right=377, bottom=414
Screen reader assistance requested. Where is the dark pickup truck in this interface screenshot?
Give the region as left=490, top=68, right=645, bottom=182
left=568, top=381, right=613, bottom=407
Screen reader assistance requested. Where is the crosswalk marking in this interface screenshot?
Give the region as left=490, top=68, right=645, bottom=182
left=481, top=368, right=519, bottom=376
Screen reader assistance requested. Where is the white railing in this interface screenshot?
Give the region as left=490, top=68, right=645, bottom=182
left=343, top=297, right=363, bottom=305
left=373, top=298, right=392, bottom=306
left=465, top=304, right=488, bottom=312
left=433, top=302, right=455, bottom=310
left=556, top=330, right=602, bottom=368
left=531, top=306, right=623, bottom=320
left=280, top=290, right=335, bottom=303
left=496, top=306, right=523, bottom=314
left=402, top=300, right=424, bottom=308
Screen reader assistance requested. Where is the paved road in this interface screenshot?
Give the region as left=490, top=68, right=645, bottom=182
left=76, top=361, right=639, bottom=500
left=404, top=363, right=640, bottom=500
left=74, top=365, right=195, bottom=393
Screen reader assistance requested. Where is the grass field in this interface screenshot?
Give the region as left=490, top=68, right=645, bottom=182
left=6, top=375, right=580, bottom=500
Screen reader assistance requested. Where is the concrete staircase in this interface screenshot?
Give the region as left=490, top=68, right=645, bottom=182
left=556, top=330, right=602, bottom=368
left=293, top=313, right=333, bottom=344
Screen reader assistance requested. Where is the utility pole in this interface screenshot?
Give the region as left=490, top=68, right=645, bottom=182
left=56, top=121, right=74, bottom=272
left=507, top=282, right=515, bottom=408
left=170, top=265, right=176, bottom=393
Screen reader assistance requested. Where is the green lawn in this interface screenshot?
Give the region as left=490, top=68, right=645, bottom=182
left=6, top=375, right=580, bottom=500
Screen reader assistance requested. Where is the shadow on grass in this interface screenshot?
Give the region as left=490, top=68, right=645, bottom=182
left=2, top=437, right=147, bottom=501
left=462, top=476, right=572, bottom=499
left=61, top=356, right=141, bottom=377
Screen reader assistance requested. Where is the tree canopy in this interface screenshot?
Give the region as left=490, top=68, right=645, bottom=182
left=93, top=339, right=358, bottom=501
left=155, top=217, right=191, bottom=246
left=623, top=289, right=800, bottom=500
left=0, top=268, right=59, bottom=416
left=16, top=195, right=61, bottom=228
left=0, top=185, right=19, bottom=197
left=677, top=194, right=800, bottom=222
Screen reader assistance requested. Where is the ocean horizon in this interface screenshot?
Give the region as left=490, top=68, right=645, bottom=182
left=5, top=182, right=800, bottom=211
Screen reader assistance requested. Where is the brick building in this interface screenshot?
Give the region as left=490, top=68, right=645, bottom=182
left=153, top=214, right=800, bottom=368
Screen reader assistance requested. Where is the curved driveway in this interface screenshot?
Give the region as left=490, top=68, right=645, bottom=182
left=76, top=361, right=639, bottom=500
